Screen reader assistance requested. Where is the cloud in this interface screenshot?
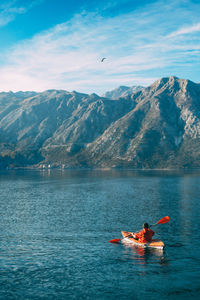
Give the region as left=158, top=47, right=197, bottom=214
left=0, top=0, right=44, bottom=27
left=0, top=0, right=199, bottom=93
left=0, top=11, right=164, bottom=92
left=168, top=23, right=200, bottom=37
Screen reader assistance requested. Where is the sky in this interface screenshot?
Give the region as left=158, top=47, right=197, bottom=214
left=0, top=0, right=199, bottom=94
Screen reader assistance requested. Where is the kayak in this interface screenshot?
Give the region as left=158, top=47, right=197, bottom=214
left=121, top=231, right=165, bottom=250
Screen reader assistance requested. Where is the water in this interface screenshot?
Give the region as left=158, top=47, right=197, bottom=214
left=0, top=169, right=200, bottom=299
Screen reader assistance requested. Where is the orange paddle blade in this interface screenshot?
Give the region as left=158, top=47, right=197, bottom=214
left=109, top=238, right=121, bottom=243
left=156, top=216, right=170, bottom=225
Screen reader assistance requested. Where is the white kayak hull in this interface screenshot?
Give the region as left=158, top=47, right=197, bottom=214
left=121, top=231, right=165, bottom=250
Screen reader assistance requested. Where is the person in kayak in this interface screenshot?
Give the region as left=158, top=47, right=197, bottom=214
left=132, top=223, right=154, bottom=243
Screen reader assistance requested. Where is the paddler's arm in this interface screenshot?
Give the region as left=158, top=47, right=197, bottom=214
left=134, top=231, right=142, bottom=239
left=131, top=232, right=138, bottom=239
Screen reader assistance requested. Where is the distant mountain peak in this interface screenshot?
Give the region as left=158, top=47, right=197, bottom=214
left=149, top=76, right=196, bottom=94
left=102, top=85, right=144, bottom=100
left=152, top=75, right=179, bottom=87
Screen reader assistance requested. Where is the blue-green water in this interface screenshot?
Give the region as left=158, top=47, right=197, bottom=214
left=0, top=169, right=200, bottom=299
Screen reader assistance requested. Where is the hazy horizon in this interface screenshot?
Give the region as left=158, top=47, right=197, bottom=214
left=0, top=75, right=199, bottom=95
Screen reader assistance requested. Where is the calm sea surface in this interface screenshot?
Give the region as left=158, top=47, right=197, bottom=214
left=0, top=169, right=200, bottom=299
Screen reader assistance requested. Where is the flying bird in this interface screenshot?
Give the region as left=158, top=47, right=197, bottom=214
left=101, top=57, right=106, bottom=62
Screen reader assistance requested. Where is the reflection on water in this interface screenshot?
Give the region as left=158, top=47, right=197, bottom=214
left=122, top=242, right=168, bottom=266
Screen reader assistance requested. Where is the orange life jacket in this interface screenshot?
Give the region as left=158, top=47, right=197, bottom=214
left=134, top=228, right=154, bottom=243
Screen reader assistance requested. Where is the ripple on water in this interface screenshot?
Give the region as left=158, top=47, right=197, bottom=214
left=0, top=170, right=200, bottom=299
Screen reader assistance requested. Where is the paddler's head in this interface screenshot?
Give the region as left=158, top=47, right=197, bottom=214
left=143, top=223, right=149, bottom=229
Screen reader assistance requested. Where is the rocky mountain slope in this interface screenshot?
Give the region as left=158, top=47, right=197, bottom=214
left=0, top=76, right=200, bottom=169
left=102, top=85, right=144, bottom=99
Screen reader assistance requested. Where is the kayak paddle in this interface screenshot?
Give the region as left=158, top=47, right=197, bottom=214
left=150, top=216, right=170, bottom=227
left=109, top=234, right=133, bottom=244
left=109, top=238, right=121, bottom=243
left=109, top=216, right=170, bottom=243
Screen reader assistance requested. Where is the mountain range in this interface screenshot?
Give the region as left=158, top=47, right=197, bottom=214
left=0, top=76, right=200, bottom=169
left=102, top=85, right=144, bottom=99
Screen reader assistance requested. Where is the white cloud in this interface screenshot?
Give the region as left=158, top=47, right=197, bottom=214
left=0, top=0, right=199, bottom=94
left=0, top=0, right=44, bottom=27
left=168, top=23, right=200, bottom=37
